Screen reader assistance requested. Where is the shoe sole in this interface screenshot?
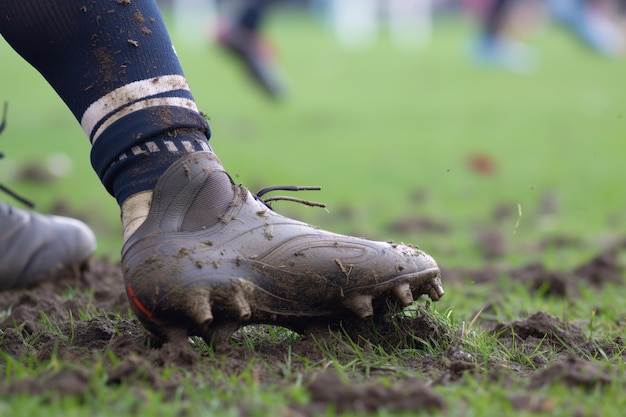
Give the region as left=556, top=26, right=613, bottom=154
left=127, top=265, right=443, bottom=348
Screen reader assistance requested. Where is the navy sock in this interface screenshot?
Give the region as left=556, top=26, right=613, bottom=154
left=0, top=0, right=211, bottom=204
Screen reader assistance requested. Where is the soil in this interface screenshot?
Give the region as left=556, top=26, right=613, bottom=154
left=0, top=237, right=625, bottom=415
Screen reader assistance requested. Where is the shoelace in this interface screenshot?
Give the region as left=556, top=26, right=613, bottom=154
left=0, top=102, right=35, bottom=208
left=255, top=185, right=327, bottom=210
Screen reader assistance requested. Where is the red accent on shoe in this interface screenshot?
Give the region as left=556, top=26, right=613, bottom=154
left=126, top=283, right=159, bottom=322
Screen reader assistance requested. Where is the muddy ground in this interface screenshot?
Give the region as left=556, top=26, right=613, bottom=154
left=1, top=232, right=625, bottom=415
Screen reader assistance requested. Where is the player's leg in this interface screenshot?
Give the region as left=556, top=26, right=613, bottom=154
left=548, top=0, right=624, bottom=55
left=217, top=0, right=286, bottom=98
left=472, top=0, right=538, bottom=73
left=0, top=0, right=443, bottom=346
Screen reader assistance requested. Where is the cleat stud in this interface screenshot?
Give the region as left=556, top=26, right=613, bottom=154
left=436, top=284, right=445, bottom=297
left=232, top=287, right=252, bottom=321
left=343, top=294, right=374, bottom=319
left=188, top=292, right=214, bottom=326
left=428, top=283, right=445, bottom=301
left=393, top=283, right=414, bottom=306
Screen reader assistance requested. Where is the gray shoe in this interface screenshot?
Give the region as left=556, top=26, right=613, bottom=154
left=122, top=152, right=443, bottom=344
left=0, top=202, right=97, bottom=290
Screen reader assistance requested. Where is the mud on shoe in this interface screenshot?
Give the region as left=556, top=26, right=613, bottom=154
left=122, top=152, right=444, bottom=345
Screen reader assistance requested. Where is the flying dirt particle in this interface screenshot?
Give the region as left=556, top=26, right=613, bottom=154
left=127, top=39, right=139, bottom=47
left=467, top=152, right=497, bottom=175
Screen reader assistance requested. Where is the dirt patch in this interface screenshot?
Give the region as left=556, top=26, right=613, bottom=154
left=442, top=241, right=626, bottom=298
left=529, top=356, right=615, bottom=390
left=289, top=370, right=446, bottom=415
left=0, top=244, right=625, bottom=413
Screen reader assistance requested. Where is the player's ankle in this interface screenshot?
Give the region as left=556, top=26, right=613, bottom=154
left=121, top=190, right=153, bottom=242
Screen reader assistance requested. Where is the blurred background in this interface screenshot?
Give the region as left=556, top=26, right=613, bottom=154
left=1, top=0, right=625, bottom=271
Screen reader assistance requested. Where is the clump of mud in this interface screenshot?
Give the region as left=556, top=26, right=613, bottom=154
left=290, top=370, right=446, bottom=416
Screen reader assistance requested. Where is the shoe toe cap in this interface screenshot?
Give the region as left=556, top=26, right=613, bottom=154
left=0, top=212, right=97, bottom=290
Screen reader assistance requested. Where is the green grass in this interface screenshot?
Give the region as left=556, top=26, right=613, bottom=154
left=1, top=9, right=626, bottom=417
left=1, top=11, right=625, bottom=264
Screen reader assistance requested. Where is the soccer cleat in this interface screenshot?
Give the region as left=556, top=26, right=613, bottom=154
left=122, top=152, right=443, bottom=344
left=0, top=103, right=96, bottom=290
left=217, top=23, right=286, bottom=99
left=0, top=202, right=96, bottom=290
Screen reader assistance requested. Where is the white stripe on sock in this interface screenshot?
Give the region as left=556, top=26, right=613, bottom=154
left=163, top=140, right=178, bottom=152
left=146, top=141, right=159, bottom=152
left=90, top=97, right=198, bottom=145
left=181, top=141, right=194, bottom=152
left=80, top=75, right=197, bottom=142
